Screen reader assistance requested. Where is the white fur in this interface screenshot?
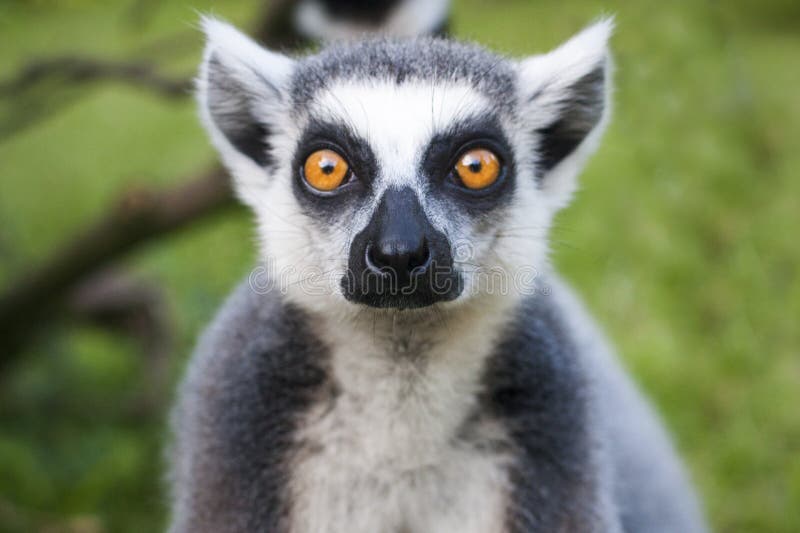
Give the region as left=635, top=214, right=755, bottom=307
left=295, top=0, right=451, bottom=41
left=311, top=80, right=487, bottom=192
left=290, top=296, right=516, bottom=533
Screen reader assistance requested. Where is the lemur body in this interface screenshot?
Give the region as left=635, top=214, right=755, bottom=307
left=169, top=16, right=709, bottom=533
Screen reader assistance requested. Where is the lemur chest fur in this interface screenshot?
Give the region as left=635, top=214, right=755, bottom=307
left=288, top=314, right=512, bottom=533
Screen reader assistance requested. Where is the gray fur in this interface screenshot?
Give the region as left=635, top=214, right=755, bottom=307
left=291, top=37, right=517, bottom=113
left=169, top=284, right=331, bottom=532
left=170, top=277, right=708, bottom=532
left=548, top=276, right=708, bottom=533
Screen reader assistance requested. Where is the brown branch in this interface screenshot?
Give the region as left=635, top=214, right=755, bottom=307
left=0, top=0, right=305, bottom=101
left=0, top=56, right=193, bottom=141
left=0, top=166, right=236, bottom=365
left=0, top=56, right=192, bottom=99
left=68, top=270, right=174, bottom=414
left=0, top=1, right=307, bottom=368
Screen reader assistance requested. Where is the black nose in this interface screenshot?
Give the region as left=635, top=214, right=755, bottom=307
left=342, top=187, right=462, bottom=309
left=366, top=238, right=430, bottom=277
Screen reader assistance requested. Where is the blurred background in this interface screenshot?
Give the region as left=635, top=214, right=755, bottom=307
left=1, top=0, right=798, bottom=531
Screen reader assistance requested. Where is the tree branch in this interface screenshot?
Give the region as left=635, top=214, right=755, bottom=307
left=0, top=166, right=236, bottom=365
left=0, top=56, right=192, bottom=99
left=0, top=1, right=306, bottom=368
left=68, top=270, right=174, bottom=414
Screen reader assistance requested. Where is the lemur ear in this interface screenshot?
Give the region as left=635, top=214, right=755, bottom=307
left=197, top=17, right=295, bottom=171
left=517, top=18, right=613, bottom=208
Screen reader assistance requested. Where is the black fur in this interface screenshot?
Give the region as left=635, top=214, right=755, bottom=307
left=169, top=285, right=330, bottom=532
left=482, top=293, right=600, bottom=531
left=205, top=54, right=276, bottom=167
left=535, top=62, right=606, bottom=174
left=315, top=0, right=402, bottom=25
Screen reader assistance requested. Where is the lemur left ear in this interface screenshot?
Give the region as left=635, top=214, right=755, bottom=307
left=197, top=17, right=295, bottom=190
left=517, top=18, right=613, bottom=209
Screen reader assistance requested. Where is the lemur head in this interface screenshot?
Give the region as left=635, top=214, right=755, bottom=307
left=294, top=0, right=452, bottom=41
left=198, top=18, right=612, bottom=313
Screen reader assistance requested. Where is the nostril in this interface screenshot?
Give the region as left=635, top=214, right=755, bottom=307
left=365, top=244, right=384, bottom=272
left=408, top=239, right=430, bottom=272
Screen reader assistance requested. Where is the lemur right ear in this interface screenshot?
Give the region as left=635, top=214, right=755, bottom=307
left=517, top=18, right=613, bottom=210
left=197, top=17, right=295, bottom=171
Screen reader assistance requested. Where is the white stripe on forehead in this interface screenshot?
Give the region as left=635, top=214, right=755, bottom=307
left=308, top=79, right=491, bottom=192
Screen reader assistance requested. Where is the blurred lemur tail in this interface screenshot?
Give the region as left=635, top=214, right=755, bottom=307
left=292, top=0, right=451, bottom=41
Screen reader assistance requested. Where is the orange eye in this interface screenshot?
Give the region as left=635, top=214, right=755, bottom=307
left=455, top=148, right=501, bottom=190
left=303, top=149, right=349, bottom=191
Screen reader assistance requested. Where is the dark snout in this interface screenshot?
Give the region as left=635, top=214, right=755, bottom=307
left=342, top=187, right=462, bottom=309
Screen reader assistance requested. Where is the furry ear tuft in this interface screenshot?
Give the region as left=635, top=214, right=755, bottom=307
left=517, top=17, right=613, bottom=209
left=197, top=17, right=295, bottom=169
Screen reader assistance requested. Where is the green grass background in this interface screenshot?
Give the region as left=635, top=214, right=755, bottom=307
left=1, top=0, right=798, bottom=531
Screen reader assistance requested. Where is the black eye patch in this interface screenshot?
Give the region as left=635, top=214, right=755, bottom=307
left=291, top=119, right=378, bottom=216
left=420, top=115, right=515, bottom=212
left=293, top=119, right=377, bottom=183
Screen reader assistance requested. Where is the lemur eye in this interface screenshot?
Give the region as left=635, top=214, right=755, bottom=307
left=303, top=149, right=349, bottom=192
left=454, top=148, right=501, bottom=190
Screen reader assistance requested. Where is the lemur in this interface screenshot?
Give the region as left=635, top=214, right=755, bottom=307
left=293, top=0, right=451, bottom=40
left=168, top=8, right=709, bottom=533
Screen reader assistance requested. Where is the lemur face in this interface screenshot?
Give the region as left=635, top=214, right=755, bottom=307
left=289, top=77, right=518, bottom=309
left=199, top=19, right=611, bottom=313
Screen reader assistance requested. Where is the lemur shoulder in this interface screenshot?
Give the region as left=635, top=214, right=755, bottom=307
left=168, top=9, right=709, bottom=533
